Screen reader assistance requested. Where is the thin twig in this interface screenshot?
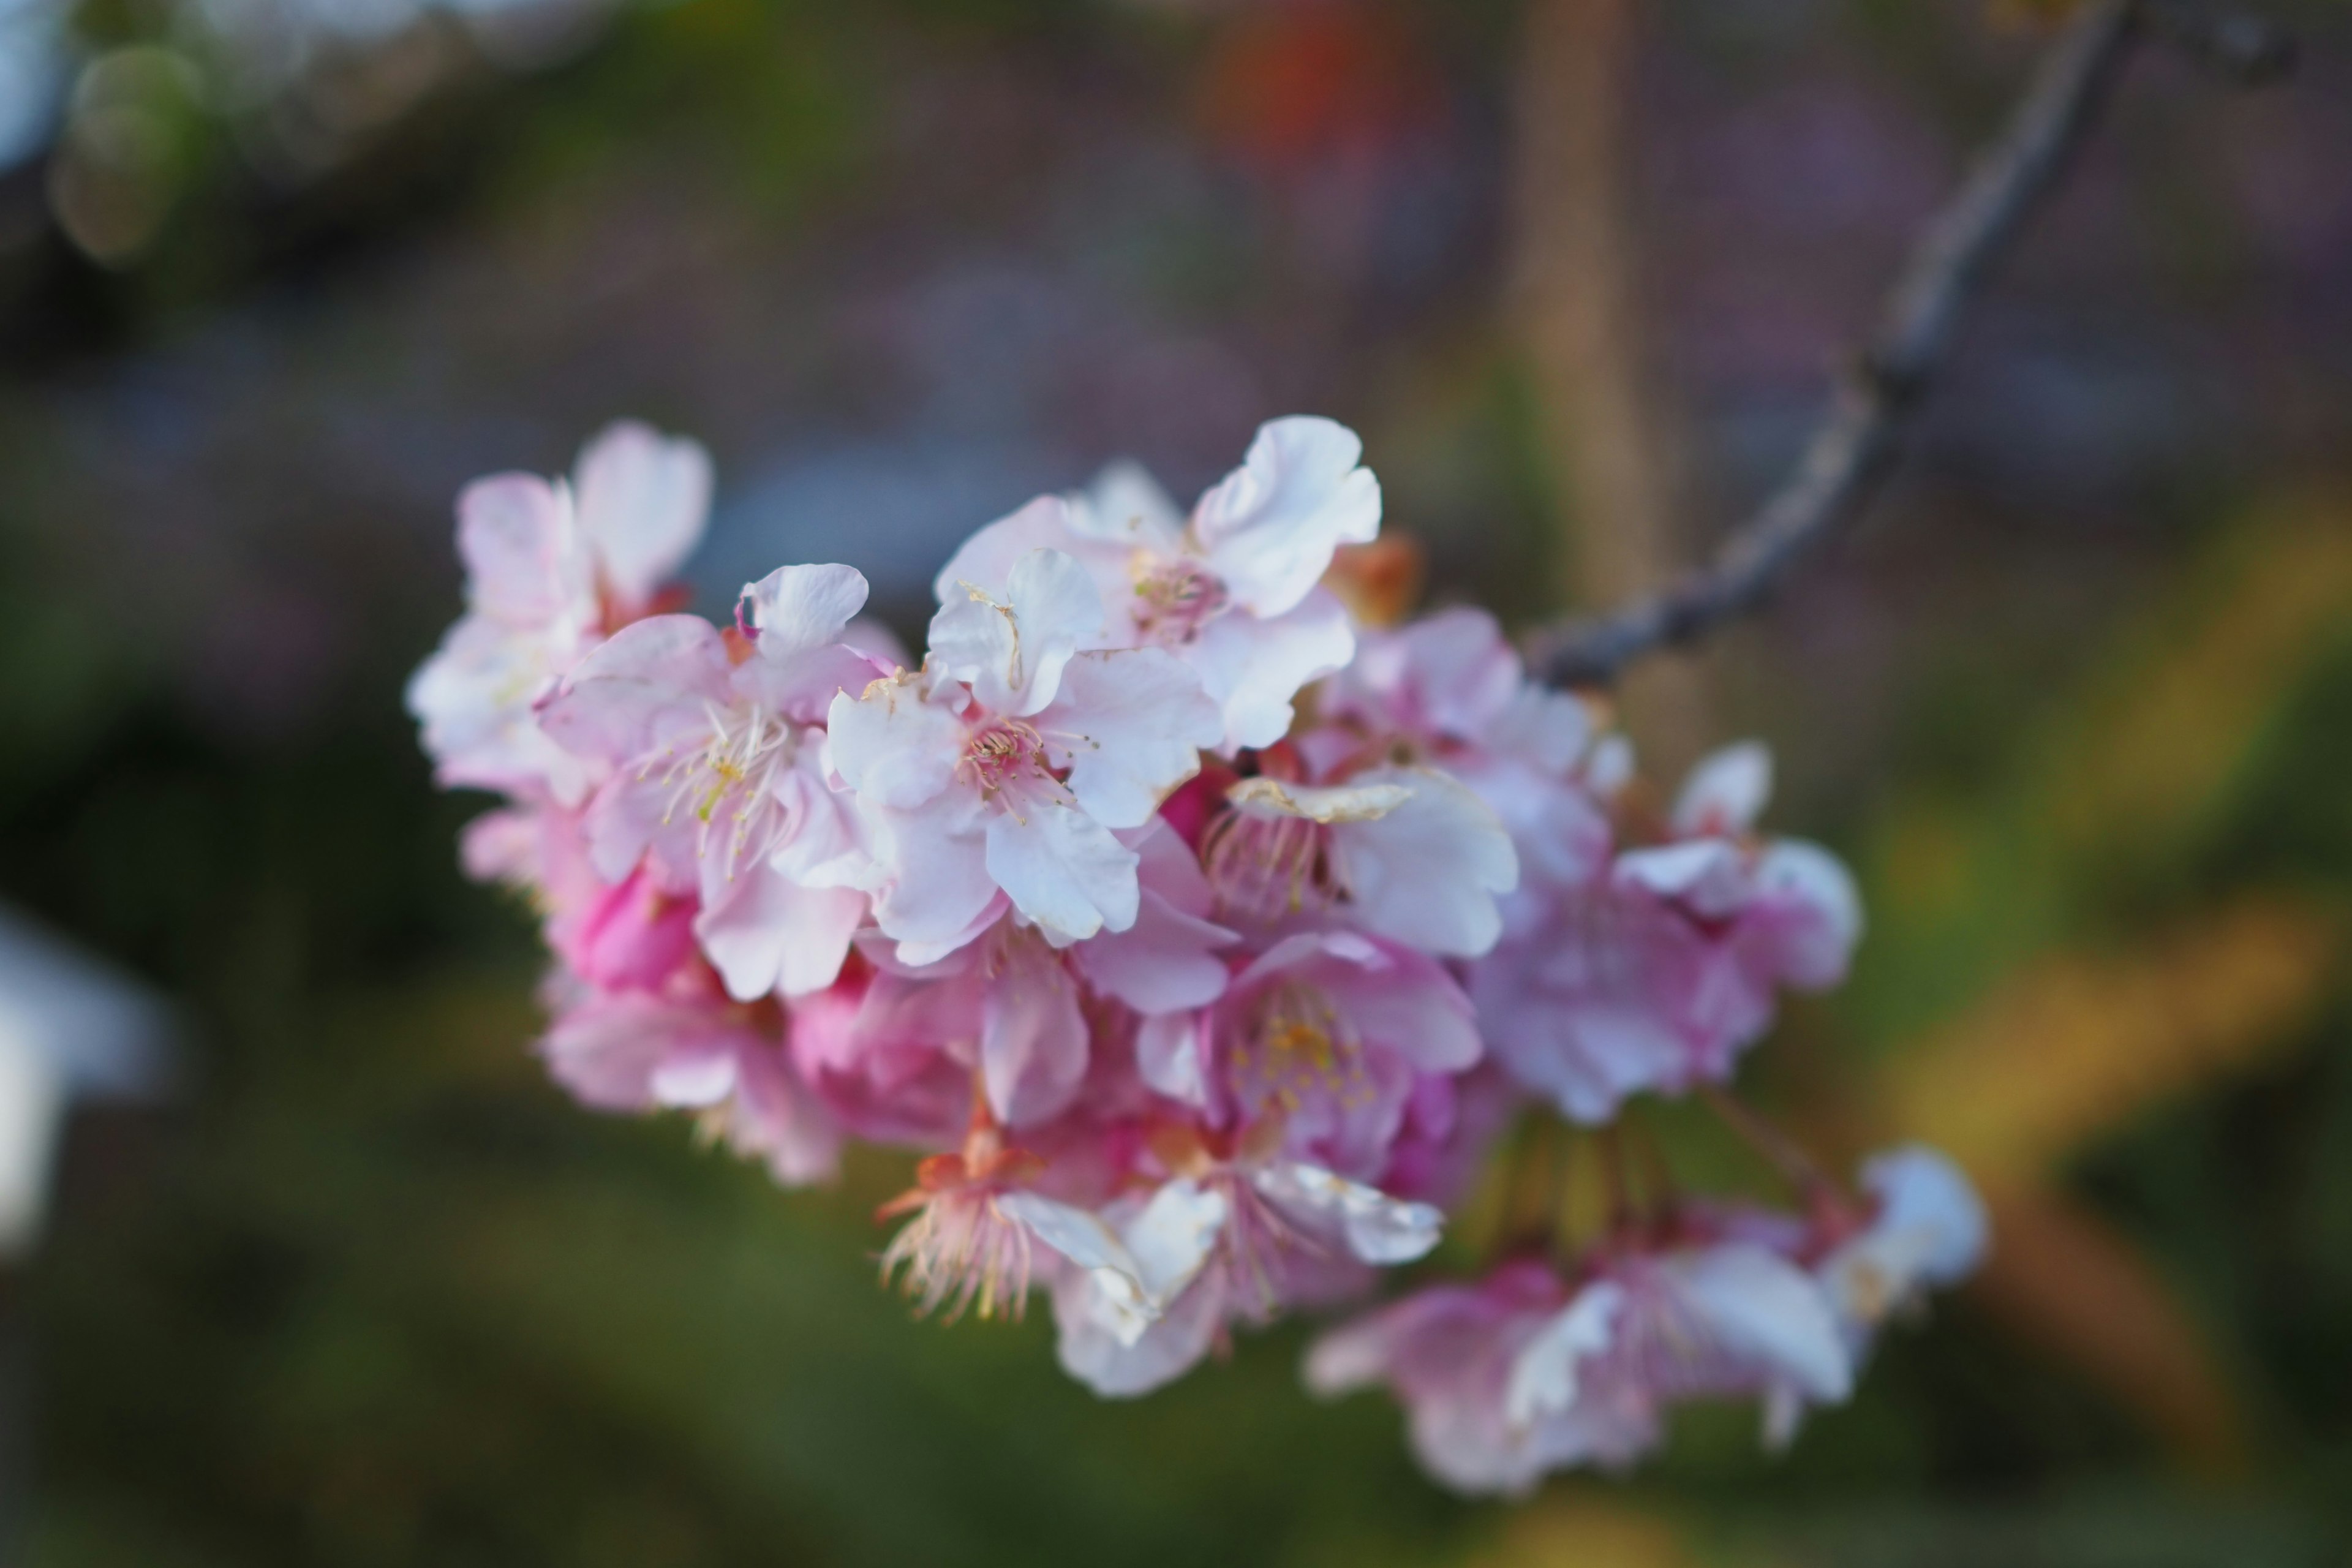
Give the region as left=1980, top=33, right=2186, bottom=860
left=1527, top=0, right=2286, bottom=690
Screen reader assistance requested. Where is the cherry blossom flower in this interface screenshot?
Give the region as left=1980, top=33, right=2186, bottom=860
left=1472, top=743, right=1861, bottom=1123
left=409, top=421, right=712, bottom=805
left=409, top=416, right=1969, bottom=1486
left=828, top=548, right=1223, bottom=957
left=1814, top=1145, right=1987, bottom=1343
left=1033, top=1152, right=1444, bottom=1397
left=1304, top=1261, right=1578, bottom=1495
left=1324, top=606, right=1613, bottom=889
left=933, top=417, right=1381, bottom=752
left=1141, top=928, right=1482, bottom=1180
left=538, top=563, right=879, bottom=1002
left=540, top=982, right=841, bottom=1186
left=1504, top=1240, right=1853, bottom=1462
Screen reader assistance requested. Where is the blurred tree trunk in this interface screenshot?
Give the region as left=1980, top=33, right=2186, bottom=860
left=1512, top=0, right=1710, bottom=776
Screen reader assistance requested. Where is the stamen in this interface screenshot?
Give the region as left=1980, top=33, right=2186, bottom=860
left=1129, top=556, right=1229, bottom=645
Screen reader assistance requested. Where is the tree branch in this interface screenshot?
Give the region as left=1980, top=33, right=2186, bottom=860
left=1527, top=0, right=2287, bottom=691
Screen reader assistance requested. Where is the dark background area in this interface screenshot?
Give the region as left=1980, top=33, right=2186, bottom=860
left=3, top=0, right=2351, bottom=1562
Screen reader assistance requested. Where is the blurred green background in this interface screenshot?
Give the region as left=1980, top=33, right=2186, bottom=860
left=3, top=0, right=2351, bottom=1562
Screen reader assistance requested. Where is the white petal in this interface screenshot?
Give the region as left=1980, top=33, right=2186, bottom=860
left=1000, top=1193, right=1158, bottom=1329
left=743, top=562, right=869, bottom=657
left=1052, top=1265, right=1226, bottom=1398
left=1673, top=742, right=1773, bottom=838
left=1504, top=1281, right=1624, bottom=1428
left=1671, top=1245, right=1853, bottom=1403
left=1117, top=1178, right=1230, bottom=1305
left=1181, top=589, right=1357, bottom=753
left=1614, top=839, right=1751, bottom=916
left=1754, top=840, right=1864, bottom=986
left=1043, top=648, right=1220, bottom=829
left=1133, top=1010, right=1210, bottom=1106
left=983, top=797, right=1140, bottom=944
left=1330, top=766, right=1520, bottom=959
left=1191, top=416, right=1382, bottom=617
left=930, top=548, right=1105, bottom=717
left=571, top=421, right=712, bottom=606
left=1252, top=1162, right=1443, bottom=1264
left=824, top=678, right=960, bottom=810
left=1071, top=460, right=1186, bottom=548
left=930, top=494, right=1096, bottom=605
left=861, top=797, right=1000, bottom=958
left=695, top=866, right=864, bottom=1001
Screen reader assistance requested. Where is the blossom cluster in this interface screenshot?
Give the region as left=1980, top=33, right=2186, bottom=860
left=409, top=415, right=1986, bottom=1494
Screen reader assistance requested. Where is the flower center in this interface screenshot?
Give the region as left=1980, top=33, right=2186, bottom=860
left=652, top=700, right=799, bottom=878
left=960, top=718, right=1052, bottom=797
left=1201, top=810, right=1338, bottom=927
left=1235, top=981, right=1369, bottom=1117
left=1129, top=556, right=1228, bottom=645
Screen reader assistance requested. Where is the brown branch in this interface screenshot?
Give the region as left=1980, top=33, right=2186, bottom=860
left=1527, top=0, right=2288, bottom=691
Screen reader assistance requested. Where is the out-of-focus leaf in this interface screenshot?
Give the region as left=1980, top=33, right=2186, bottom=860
left=2046, top=509, right=2352, bottom=865
left=1456, top=1494, right=1724, bottom=1568
left=1883, top=896, right=2338, bottom=1179
left=1970, top=1182, right=2251, bottom=1477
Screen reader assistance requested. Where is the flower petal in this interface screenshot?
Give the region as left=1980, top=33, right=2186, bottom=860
left=571, top=420, right=712, bottom=608
left=1044, top=648, right=1220, bottom=829
left=1191, top=416, right=1381, bottom=617
left=983, top=797, right=1140, bottom=943
left=744, top=562, right=870, bottom=658
left=930, top=547, right=1106, bottom=717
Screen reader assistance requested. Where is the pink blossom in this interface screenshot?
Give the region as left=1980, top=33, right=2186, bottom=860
left=409, top=421, right=712, bottom=805
left=1205, top=764, right=1518, bottom=957
left=538, top=563, right=879, bottom=1001
left=1145, top=929, right=1482, bottom=1182
left=934, top=417, right=1380, bottom=752
left=1031, top=1155, right=1444, bottom=1397
left=1324, top=606, right=1612, bottom=889
left=1503, top=1240, right=1853, bottom=1464
left=540, top=983, right=840, bottom=1186
left=827, top=548, right=1223, bottom=956
left=1472, top=743, right=1862, bottom=1123
left=1311, top=1234, right=1854, bottom=1496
